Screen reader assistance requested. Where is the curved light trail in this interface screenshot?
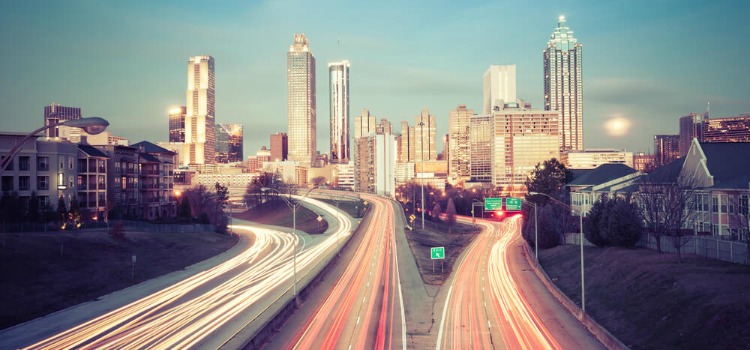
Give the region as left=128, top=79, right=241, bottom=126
left=438, top=215, right=561, bottom=350
left=288, top=194, right=406, bottom=350
left=22, top=197, right=352, bottom=350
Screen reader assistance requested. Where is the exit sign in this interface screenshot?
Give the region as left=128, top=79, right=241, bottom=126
left=431, top=247, right=445, bottom=260
left=485, top=198, right=502, bottom=211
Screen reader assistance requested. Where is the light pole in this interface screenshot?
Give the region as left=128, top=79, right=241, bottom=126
left=1, top=117, right=110, bottom=176
left=261, top=186, right=318, bottom=302
left=529, top=191, right=585, bottom=312
left=419, top=121, right=426, bottom=229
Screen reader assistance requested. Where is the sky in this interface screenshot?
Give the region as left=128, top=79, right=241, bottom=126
left=1, top=0, right=749, bottom=158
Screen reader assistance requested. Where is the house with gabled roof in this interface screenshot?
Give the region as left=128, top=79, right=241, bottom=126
left=566, top=163, right=643, bottom=216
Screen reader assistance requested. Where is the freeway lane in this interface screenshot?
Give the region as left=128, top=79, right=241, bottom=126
left=1, top=197, right=351, bottom=350
left=438, top=215, right=604, bottom=349
left=283, top=194, right=406, bottom=350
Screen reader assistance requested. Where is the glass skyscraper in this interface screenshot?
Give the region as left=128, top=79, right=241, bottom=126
left=329, top=60, right=350, bottom=163
left=215, top=123, right=243, bottom=163
left=287, top=34, right=316, bottom=166
left=185, top=55, right=215, bottom=165
left=544, top=16, right=583, bottom=152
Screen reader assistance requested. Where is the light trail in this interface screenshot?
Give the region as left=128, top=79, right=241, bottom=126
left=22, top=197, right=352, bottom=350
left=438, top=215, right=561, bottom=350
left=289, top=194, right=406, bottom=350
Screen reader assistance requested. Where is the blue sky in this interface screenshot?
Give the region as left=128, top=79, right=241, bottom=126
left=1, top=0, right=749, bottom=157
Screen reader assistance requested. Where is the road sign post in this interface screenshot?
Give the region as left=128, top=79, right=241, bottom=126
left=431, top=246, right=445, bottom=273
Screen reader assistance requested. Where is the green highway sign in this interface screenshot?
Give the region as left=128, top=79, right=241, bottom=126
left=485, top=198, right=503, bottom=211
left=431, top=247, right=445, bottom=260
left=505, top=197, right=522, bottom=211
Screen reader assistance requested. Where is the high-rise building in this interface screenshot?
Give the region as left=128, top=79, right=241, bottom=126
left=169, top=106, right=186, bottom=142
left=633, top=152, right=656, bottom=173
left=376, top=118, right=393, bottom=135
left=448, top=105, right=474, bottom=185
left=415, top=108, right=437, bottom=162
left=654, top=134, right=680, bottom=166
left=703, top=114, right=750, bottom=143
left=679, top=112, right=705, bottom=156
left=354, top=108, right=377, bottom=139
left=470, top=115, right=493, bottom=183
left=492, top=103, right=560, bottom=194
left=215, top=123, right=243, bottom=163
left=564, top=149, right=634, bottom=169
left=544, top=16, right=583, bottom=152
left=399, top=121, right=415, bottom=163
left=270, top=132, right=288, bottom=162
left=44, top=103, right=82, bottom=138
left=353, top=133, right=397, bottom=196
left=483, top=65, right=516, bottom=114
left=287, top=34, right=316, bottom=166
left=328, top=60, right=350, bottom=163
left=185, top=55, right=216, bottom=165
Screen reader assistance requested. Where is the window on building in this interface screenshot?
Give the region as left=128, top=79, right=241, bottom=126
left=19, top=156, right=30, bottom=171
left=38, top=176, right=49, bottom=190
left=712, top=195, right=719, bottom=213
left=721, top=195, right=728, bottom=214
left=19, top=176, right=30, bottom=191
left=68, top=158, right=74, bottom=170
left=38, top=156, right=49, bottom=171
left=39, top=195, right=48, bottom=208
left=740, top=195, right=749, bottom=216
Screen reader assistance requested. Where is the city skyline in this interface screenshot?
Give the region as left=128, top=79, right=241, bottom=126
left=1, top=1, right=749, bottom=158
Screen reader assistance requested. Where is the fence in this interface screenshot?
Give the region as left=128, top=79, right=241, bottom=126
left=0, top=221, right=215, bottom=234
left=563, top=232, right=749, bottom=265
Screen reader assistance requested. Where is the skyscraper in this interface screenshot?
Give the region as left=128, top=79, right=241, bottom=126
left=654, top=134, right=680, bottom=166
left=185, top=55, right=215, bottom=165
left=679, top=112, right=705, bottom=156
left=544, top=15, right=583, bottom=152
left=215, top=123, right=243, bottom=163
left=270, top=132, right=288, bottom=162
left=399, top=121, right=415, bottom=163
left=44, top=103, right=81, bottom=138
left=354, top=108, right=377, bottom=139
left=483, top=65, right=516, bottom=114
left=702, top=114, right=750, bottom=143
left=287, top=34, right=316, bottom=166
left=415, top=108, right=437, bottom=162
left=329, top=60, right=350, bottom=164
left=169, top=106, right=186, bottom=142
left=448, top=104, right=474, bottom=184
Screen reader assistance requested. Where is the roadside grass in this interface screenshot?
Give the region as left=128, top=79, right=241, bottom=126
left=0, top=229, right=238, bottom=330
left=403, top=217, right=481, bottom=284
left=234, top=201, right=329, bottom=234
left=539, top=245, right=750, bottom=350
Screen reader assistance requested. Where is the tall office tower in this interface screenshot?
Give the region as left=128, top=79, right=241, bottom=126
left=44, top=103, right=81, bottom=138
left=353, top=133, right=397, bottom=196
left=470, top=115, right=493, bottom=183
left=703, top=114, right=750, bottom=143
left=654, top=134, right=680, bottom=166
left=169, top=106, right=187, bottom=142
left=287, top=34, right=316, bottom=166
left=483, top=65, right=516, bottom=114
left=354, top=108, right=377, bottom=139
left=544, top=15, right=583, bottom=152
left=376, top=118, right=393, bottom=135
left=399, top=121, right=415, bottom=163
left=633, top=152, right=656, bottom=173
left=328, top=60, right=350, bottom=163
left=215, top=123, right=243, bottom=163
left=270, top=132, right=288, bottom=162
left=448, top=105, right=473, bottom=184
left=678, top=112, right=705, bottom=156
left=185, top=55, right=216, bottom=165
left=492, top=104, right=560, bottom=194
left=415, top=108, right=437, bottom=162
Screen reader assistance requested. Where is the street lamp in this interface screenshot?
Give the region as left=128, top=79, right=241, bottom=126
left=529, top=191, right=586, bottom=312
left=1, top=117, right=110, bottom=176
left=260, top=186, right=318, bottom=302
left=419, top=120, right=425, bottom=229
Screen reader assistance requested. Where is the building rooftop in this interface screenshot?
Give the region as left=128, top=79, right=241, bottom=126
left=567, top=163, right=637, bottom=187
left=701, top=142, right=750, bottom=189
left=78, top=144, right=109, bottom=158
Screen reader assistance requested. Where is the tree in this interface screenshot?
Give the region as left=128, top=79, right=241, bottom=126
left=57, top=195, right=68, bottom=228
left=178, top=196, right=192, bottom=221
left=534, top=205, right=562, bottom=248
left=311, top=176, right=327, bottom=187
left=445, top=198, right=457, bottom=234
left=432, top=202, right=442, bottom=222
left=584, top=194, right=610, bottom=247
left=214, top=182, right=229, bottom=234
left=28, top=192, right=41, bottom=224
left=524, top=158, right=573, bottom=204
left=244, top=172, right=283, bottom=209
left=605, top=196, right=643, bottom=247
left=636, top=165, right=698, bottom=261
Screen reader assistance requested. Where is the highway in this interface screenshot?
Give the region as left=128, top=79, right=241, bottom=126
left=1, top=197, right=351, bottom=350
left=281, top=194, right=407, bottom=349
left=437, top=215, right=604, bottom=349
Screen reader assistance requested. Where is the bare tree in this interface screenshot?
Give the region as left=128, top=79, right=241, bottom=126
left=636, top=163, right=698, bottom=261
left=445, top=198, right=456, bottom=234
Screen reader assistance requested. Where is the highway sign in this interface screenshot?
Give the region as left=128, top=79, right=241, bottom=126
left=505, top=197, right=522, bottom=211
left=485, top=198, right=502, bottom=211
left=431, top=247, right=445, bottom=260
